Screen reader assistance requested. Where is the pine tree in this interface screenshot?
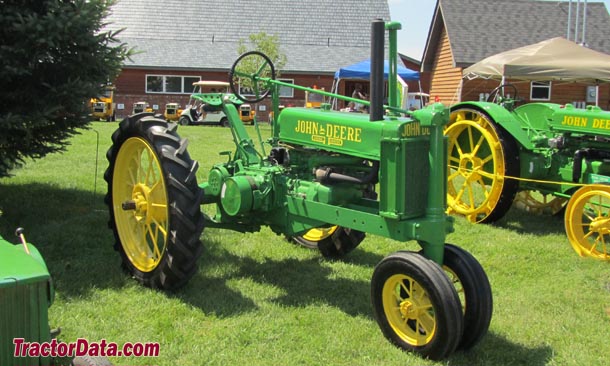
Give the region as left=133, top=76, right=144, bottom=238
left=0, top=0, right=131, bottom=176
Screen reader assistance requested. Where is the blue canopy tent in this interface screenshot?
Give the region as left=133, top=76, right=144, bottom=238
left=333, top=59, right=420, bottom=80
left=330, top=59, right=420, bottom=110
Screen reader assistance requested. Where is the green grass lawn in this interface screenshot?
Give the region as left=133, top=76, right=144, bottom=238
left=1, top=121, right=609, bottom=365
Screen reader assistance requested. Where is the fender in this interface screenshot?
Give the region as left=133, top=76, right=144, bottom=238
left=450, top=101, right=536, bottom=150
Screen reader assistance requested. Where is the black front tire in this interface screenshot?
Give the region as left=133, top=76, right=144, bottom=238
left=431, top=244, right=493, bottom=350
left=371, top=251, right=463, bottom=360
left=104, top=113, right=204, bottom=290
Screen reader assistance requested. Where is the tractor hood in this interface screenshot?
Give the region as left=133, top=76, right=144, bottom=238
left=278, top=108, right=429, bottom=160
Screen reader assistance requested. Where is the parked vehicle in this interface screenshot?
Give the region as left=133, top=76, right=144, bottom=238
left=179, top=81, right=235, bottom=126
left=407, top=92, right=429, bottom=110
left=305, top=87, right=325, bottom=108
left=446, top=84, right=610, bottom=260
left=164, top=103, right=182, bottom=122
left=1, top=229, right=55, bottom=366
left=104, top=20, right=491, bottom=360
left=132, top=102, right=153, bottom=114
left=90, top=85, right=116, bottom=121
left=239, top=103, right=256, bottom=124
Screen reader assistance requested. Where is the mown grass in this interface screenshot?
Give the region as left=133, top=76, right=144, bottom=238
left=1, top=121, right=609, bottom=365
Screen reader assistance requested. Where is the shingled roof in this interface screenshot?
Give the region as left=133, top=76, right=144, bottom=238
left=422, top=0, right=610, bottom=70
left=105, top=0, right=390, bottom=74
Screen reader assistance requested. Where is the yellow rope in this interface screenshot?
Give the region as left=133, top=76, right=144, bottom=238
left=447, top=164, right=597, bottom=189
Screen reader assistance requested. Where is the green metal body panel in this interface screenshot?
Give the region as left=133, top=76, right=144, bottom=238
left=548, top=104, right=610, bottom=135
left=0, top=237, right=53, bottom=366
left=201, top=97, right=452, bottom=263
left=451, top=101, right=537, bottom=150
left=199, top=22, right=452, bottom=264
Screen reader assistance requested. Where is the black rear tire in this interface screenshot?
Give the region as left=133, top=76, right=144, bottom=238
left=104, top=113, right=204, bottom=290
left=293, top=226, right=365, bottom=258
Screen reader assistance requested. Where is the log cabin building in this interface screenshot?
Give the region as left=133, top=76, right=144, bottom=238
left=422, top=0, right=610, bottom=108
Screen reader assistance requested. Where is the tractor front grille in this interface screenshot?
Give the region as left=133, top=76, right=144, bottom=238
left=0, top=281, right=51, bottom=366
left=380, top=138, right=431, bottom=219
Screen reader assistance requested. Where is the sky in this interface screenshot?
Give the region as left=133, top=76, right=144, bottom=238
left=387, top=0, right=610, bottom=60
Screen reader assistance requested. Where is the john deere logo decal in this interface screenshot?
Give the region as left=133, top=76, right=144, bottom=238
left=295, top=120, right=362, bottom=146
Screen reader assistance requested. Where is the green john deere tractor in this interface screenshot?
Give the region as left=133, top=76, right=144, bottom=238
left=0, top=228, right=55, bottom=366
left=104, top=20, right=492, bottom=360
left=446, top=84, right=610, bottom=260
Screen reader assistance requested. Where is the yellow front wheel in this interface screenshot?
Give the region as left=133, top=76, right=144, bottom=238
left=565, top=185, right=610, bottom=260
left=293, top=226, right=365, bottom=258
left=105, top=114, right=204, bottom=289
left=445, top=108, right=519, bottom=223
left=371, top=251, right=463, bottom=360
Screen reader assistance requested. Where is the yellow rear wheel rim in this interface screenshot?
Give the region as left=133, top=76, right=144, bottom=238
left=112, top=137, right=169, bottom=272
left=446, top=110, right=505, bottom=223
left=565, top=185, right=610, bottom=260
left=382, top=274, right=436, bottom=346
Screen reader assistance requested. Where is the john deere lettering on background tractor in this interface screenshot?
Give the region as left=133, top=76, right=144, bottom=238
left=104, top=20, right=492, bottom=360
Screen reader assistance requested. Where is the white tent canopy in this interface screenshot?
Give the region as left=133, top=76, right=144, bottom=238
left=463, top=37, right=610, bottom=83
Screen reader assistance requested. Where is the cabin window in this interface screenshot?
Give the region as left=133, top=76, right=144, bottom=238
left=530, top=81, right=551, bottom=101
left=278, top=79, right=294, bottom=98
left=146, top=75, right=201, bottom=94
left=183, top=77, right=200, bottom=93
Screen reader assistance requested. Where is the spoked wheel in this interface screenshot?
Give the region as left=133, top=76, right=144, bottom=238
left=229, top=51, right=276, bottom=103
left=371, top=251, right=463, bottom=360
left=514, top=190, right=567, bottom=216
left=564, top=184, right=610, bottom=260
left=437, top=244, right=492, bottom=350
left=293, top=226, right=365, bottom=258
left=104, top=113, right=205, bottom=289
left=445, top=108, right=519, bottom=223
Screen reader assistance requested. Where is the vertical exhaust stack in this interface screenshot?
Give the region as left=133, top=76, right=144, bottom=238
left=370, top=19, right=385, bottom=122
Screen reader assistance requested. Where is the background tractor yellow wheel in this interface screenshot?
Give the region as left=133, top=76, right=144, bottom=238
left=513, top=190, right=567, bottom=216
left=564, top=185, right=610, bottom=260
left=445, top=108, right=519, bottom=223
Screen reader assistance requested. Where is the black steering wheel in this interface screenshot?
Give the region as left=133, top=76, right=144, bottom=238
left=487, top=83, right=518, bottom=103
left=229, top=51, right=276, bottom=103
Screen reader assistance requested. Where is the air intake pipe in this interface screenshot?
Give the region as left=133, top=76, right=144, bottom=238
left=370, top=19, right=385, bottom=122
